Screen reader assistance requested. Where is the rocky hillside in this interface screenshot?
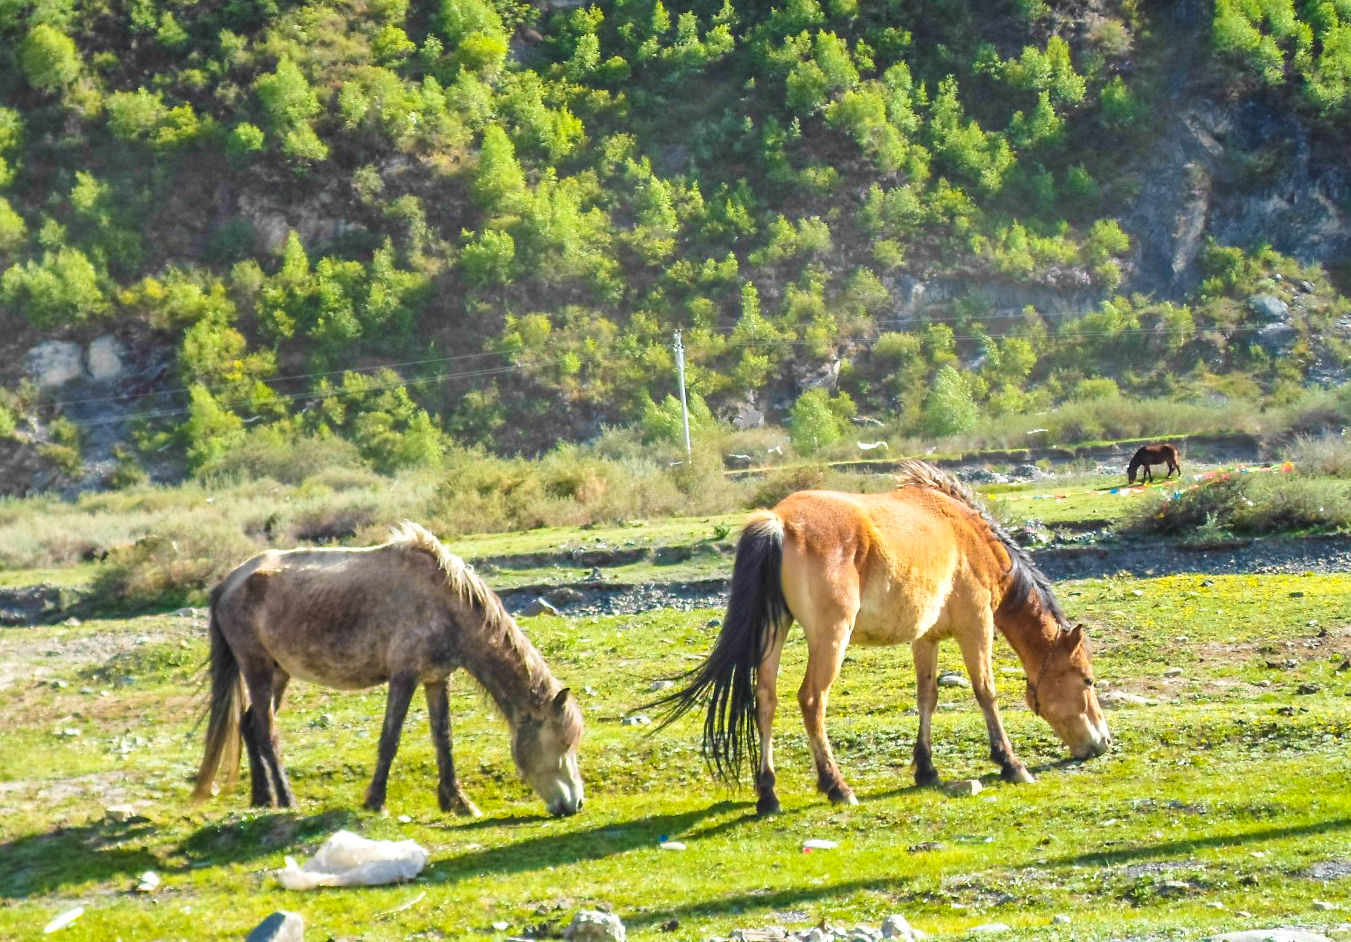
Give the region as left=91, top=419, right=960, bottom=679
left=0, top=0, right=1348, bottom=491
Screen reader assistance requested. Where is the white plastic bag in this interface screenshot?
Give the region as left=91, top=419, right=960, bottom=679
left=277, top=830, right=429, bottom=890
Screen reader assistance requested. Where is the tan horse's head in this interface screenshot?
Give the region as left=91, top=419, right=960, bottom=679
left=512, top=688, right=585, bottom=816
left=1024, top=624, right=1111, bottom=760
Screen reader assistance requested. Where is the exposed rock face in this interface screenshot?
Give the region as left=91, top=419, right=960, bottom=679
left=86, top=335, right=128, bottom=382
left=24, top=335, right=129, bottom=387
left=1126, top=96, right=1351, bottom=298
left=26, top=341, right=85, bottom=388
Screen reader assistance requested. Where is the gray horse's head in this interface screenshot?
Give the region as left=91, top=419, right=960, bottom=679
left=512, top=688, right=584, bottom=816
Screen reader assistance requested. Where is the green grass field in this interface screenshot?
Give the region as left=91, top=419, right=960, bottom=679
left=2, top=567, right=1350, bottom=941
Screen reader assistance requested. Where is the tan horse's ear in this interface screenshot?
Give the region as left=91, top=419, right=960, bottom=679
left=1068, top=623, right=1086, bottom=646
left=552, top=688, right=571, bottom=714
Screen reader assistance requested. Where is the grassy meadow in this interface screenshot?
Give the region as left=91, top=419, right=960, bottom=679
left=3, top=556, right=1351, bottom=939
left=2, top=448, right=1351, bottom=940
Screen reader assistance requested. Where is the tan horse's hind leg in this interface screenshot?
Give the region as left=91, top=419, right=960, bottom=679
left=754, top=623, right=789, bottom=816
left=911, top=638, right=940, bottom=787
left=958, top=615, right=1034, bottom=785
left=798, top=611, right=861, bottom=806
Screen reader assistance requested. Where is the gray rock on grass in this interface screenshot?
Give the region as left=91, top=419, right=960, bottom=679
left=246, top=910, right=304, bottom=942
left=565, top=910, right=626, bottom=942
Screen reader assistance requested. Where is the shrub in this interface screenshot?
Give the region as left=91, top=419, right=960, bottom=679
left=789, top=387, right=844, bottom=455
left=89, top=514, right=258, bottom=611
left=1286, top=434, right=1351, bottom=478
left=198, top=428, right=368, bottom=485
left=1124, top=473, right=1351, bottom=536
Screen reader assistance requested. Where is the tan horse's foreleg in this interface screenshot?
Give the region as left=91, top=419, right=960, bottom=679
left=911, top=638, right=940, bottom=787
left=364, top=672, right=417, bottom=812
left=754, top=625, right=788, bottom=816
left=799, top=620, right=858, bottom=806
left=425, top=679, right=481, bottom=817
left=958, top=621, right=1034, bottom=785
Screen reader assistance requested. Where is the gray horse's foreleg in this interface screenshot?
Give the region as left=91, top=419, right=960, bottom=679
left=365, top=672, right=417, bottom=812
left=425, top=679, right=480, bottom=817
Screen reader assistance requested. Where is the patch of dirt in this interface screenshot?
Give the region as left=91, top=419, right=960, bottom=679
left=0, top=611, right=202, bottom=692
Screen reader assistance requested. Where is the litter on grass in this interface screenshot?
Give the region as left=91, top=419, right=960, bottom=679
left=276, top=830, right=429, bottom=890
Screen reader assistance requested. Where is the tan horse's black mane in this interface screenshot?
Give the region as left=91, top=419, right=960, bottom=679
left=895, top=461, right=1071, bottom=631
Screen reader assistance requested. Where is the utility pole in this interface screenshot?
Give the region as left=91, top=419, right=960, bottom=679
left=673, top=330, right=692, bottom=459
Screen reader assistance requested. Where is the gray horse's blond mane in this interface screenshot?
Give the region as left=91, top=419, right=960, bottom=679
left=389, top=520, right=492, bottom=610
left=894, top=460, right=1070, bottom=630
left=387, top=521, right=559, bottom=700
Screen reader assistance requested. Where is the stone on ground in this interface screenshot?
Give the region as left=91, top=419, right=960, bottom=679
left=565, top=910, right=626, bottom=942
left=245, top=910, right=305, bottom=942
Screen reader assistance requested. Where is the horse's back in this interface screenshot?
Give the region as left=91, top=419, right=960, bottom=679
left=213, top=543, right=455, bottom=689
left=771, top=489, right=1001, bottom=644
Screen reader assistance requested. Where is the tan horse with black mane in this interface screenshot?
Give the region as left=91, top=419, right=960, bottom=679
left=193, top=523, right=584, bottom=817
left=657, top=461, right=1110, bottom=815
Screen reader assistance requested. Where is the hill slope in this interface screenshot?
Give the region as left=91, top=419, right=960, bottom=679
left=0, top=0, right=1348, bottom=488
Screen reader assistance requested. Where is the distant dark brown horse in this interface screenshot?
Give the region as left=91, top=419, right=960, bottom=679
left=193, top=523, right=584, bottom=817
left=1127, top=443, right=1181, bottom=485
left=657, top=461, right=1109, bottom=815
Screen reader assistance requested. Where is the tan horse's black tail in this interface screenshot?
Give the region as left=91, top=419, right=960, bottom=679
left=653, top=512, right=789, bottom=785
left=192, top=592, right=243, bottom=801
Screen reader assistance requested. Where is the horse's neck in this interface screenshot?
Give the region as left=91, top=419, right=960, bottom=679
left=994, top=608, right=1059, bottom=673
left=457, top=610, right=551, bottom=723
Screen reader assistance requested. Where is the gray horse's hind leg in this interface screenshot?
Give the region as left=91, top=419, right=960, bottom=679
left=242, top=665, right=296, bottom=807
left=364, top=672, right=418, bottom=812
left=426, top=679, right=481, bottom=817
left=240, top=705, right=273, bottom=806
left=241, top=669, right=292, bottom=806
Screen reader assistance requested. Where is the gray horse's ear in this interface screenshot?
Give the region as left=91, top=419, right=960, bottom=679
left=552, top=688, right=571, bottom=713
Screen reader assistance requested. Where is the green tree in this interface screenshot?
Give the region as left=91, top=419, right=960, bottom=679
left=921, top=366, right=979, bottom=437
left=20, top=25, right=81, bottom=93
left=1, top=248, right=107, bottom=327
left=183, top=384, right=246, bottom=470
left=789, top=387, right=844, bottom=454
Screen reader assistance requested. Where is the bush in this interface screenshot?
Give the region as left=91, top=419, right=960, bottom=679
left=1286, top=434, right=1351, bottom=478
left=1124, top=473, right=1351, bottom=536
left=197, top=428, right=368, bottom=485
left=89, top=515, right=258, bottom=611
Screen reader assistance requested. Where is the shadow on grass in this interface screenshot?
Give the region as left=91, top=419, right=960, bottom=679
left=620, top=875, right=917, bottom=931
left=0, top=819, right=161, bottom=899
left=176, top=808, right=362, bottom=868
left=1035, top=815, right=1351, bottom=869
left=431, top=799, right=750, bottom=882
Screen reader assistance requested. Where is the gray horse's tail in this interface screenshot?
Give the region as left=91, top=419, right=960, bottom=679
left=653, top=511, right=789, bottom=784
left=193, top=592, right=243, bottom=801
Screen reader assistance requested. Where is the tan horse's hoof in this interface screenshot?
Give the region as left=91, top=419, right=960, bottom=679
left=455, top=800, right=483, bottom=818
left=1008, top=767, right=1035, bottom=785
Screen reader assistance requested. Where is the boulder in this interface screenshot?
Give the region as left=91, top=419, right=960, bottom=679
left=565, top=910, right=626, bottom=942
left=246, top=911, right=305, bottom=942
left=86, top=335, right=128, bottom=382
left=1248, top=294, right=1290, bottom=322
left=25, top=341, right=84, bottom=388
